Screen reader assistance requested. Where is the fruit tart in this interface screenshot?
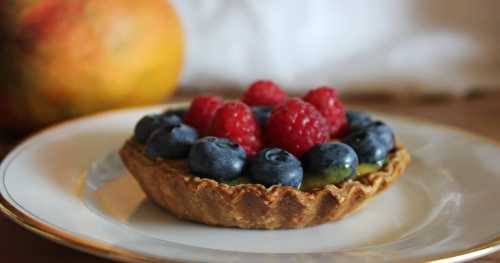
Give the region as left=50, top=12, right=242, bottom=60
left=120, top=81, right=411, bottom=229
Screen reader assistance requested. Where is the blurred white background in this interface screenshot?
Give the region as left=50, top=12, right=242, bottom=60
left=171, top=0, right=500, bottom=95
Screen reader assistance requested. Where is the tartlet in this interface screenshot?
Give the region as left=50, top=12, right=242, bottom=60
left=120, top=139, right=410, bottom=229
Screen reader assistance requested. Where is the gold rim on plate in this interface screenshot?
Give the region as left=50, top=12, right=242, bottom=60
left=0, top=103, right=500, bottom=263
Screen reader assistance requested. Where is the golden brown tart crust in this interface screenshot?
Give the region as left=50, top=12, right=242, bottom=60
left=120, top=140, right=411, bottom=229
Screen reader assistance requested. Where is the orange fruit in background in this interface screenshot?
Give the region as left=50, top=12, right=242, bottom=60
left=0, top=0, right=183, bottom=133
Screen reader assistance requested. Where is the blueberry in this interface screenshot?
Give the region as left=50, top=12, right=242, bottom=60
left=343, top=130, right=388, bottom=165
left=160, top=114, right=183, bottom=127
left=365, top=121, right=395, bottom=151
left=188, top=137, right=246, bottom=180
left=134, top=115, right=164, bottom=144
left=347, top=110, right=373, bottom=131
left=302, top=142, right=359, bottom=184
left=163, top=107, right=187, bottom=119
left=251, top=106, right=272, bottom=129
left=250, top=148, right=303, bottom=188
left=145, top=124, right=198, bottom=159
left=134, top=114, right=182, bottom=144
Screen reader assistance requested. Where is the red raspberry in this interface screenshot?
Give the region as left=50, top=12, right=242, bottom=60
left=266, top=98, right=329, bottom=157
left=241, top=80, right=287, bottom=106
left=210, top=101, right=262, bottom=156
left=184, top=96, right=224, bottom=135
left=303, top=87, right=348, bottom=138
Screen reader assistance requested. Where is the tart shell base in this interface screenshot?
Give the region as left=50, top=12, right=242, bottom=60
left=119, top=140, right=411, bottom=229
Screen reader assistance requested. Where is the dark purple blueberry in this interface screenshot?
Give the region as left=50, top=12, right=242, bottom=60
left=145, top=124, right=198, bottom=159
left=250, top=148, right=303, bottom=188
left=251, top=106, right=272, bottom=129
left=365, top=121, right=395, bottom=151
left=346, top=110, right=373, bottom=131
left=188, top=137, right=246, bottom=180
left=302, top=142, right=358, bottom=183
left=343, top=129, right=387, bottom=165
left=163, top=107, right=187, bottom=119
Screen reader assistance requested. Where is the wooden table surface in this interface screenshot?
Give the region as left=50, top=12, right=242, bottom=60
left=1, top=91, right=500, bottom=262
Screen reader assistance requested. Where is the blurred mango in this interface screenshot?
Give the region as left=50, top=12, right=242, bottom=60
left=0, top=0, right=183, bottom=132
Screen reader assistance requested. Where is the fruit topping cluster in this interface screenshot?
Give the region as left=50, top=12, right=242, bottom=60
left=133, top=80, right=395, bottom=190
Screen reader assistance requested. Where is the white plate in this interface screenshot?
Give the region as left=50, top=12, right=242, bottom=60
left=1, top=104, right=500, bottom=263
